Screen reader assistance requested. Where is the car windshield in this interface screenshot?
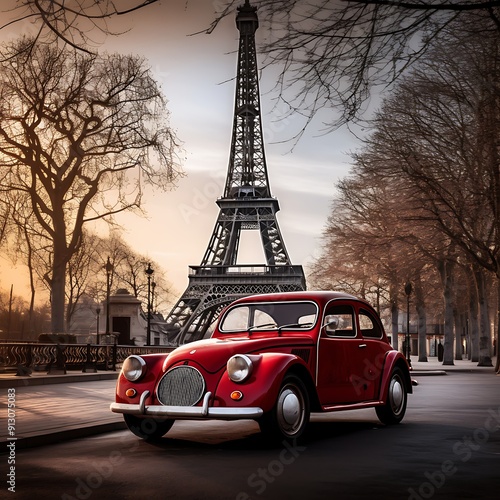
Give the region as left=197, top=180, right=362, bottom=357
left=219, top=301, right=318, bottom=333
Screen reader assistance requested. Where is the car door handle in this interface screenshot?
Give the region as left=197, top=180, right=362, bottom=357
left=358, top=344, right=367, bottom=348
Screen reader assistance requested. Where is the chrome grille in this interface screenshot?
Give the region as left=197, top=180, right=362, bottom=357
left=157, top=366, right=205, bottom=406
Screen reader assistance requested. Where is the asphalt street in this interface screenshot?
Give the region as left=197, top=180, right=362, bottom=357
left=1, top=360, right=499, bottom=500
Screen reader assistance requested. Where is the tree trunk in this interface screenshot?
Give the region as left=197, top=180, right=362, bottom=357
left=51, top=265, right=66, bottom=333
left=415, top=279, right=428, bottom=362
left=28, top=275, right=36, bottom=341
left=453, top=309, right=463, bottom=360
left=495, top=276, right=500, bottom=374
left=26, top=228, right=37, bottom=340
left=391, top=293, right=399, bottom=351
left=467, top=269, right=480, bottom=362
left=442, top=275, right=455, bottom=365
left=51, top=234, right=68, bottom=333
left=437, top=257, right=455, bottom=365
left=474, top=267, right=493, bottom=367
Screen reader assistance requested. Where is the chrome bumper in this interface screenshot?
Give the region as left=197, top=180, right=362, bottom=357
left=110, top=391, right=263, bottom=420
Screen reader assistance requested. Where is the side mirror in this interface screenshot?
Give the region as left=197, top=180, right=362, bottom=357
left=324, top=316, right=339, bottom=333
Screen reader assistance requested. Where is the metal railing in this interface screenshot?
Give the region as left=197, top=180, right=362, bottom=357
left=0, top=342, right=174, bottom=374
left=189, top=264, right=305, bottom=276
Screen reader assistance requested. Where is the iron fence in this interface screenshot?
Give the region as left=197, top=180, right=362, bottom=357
left=0, top=342, right=174, bottom=374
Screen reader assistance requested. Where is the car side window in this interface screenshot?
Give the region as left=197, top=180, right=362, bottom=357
left=222, top=306, right=250, bottom=331
left=254, top=309, right=276, bottom=326
left=324, top=305, right=356, bottom=338
left=359, top=309, right=383, bottom=338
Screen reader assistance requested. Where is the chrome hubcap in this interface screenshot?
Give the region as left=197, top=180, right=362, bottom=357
left=390, top=377, right=404, bottom=415
left=277, top=385, right=304, bottom=436
left=282, top=391, right=300, bottom=425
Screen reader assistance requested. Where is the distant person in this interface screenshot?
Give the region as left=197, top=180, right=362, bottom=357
left=438, top=341, right=444, bottom=362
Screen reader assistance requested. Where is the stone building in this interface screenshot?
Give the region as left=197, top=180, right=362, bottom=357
left=69, top=289, right=171, bottom=345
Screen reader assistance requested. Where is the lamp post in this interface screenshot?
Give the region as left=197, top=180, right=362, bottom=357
left=404, top=282, right=412, bottom=367
left=145, top=263, right=154, bottom=346
left=105, top=257, right=113, bottom=339
left=96, top=307, right=101, bottom=345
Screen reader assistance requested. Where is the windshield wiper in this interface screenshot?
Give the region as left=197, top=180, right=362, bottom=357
left=247, top=322, right=313, bottom=336
left=277, top=322, right=314, bottom=334
left=248, top=323, right=278, bottom=334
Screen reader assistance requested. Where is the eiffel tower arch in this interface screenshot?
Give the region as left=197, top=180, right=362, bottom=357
left=165, top=0, right=306, bottom=345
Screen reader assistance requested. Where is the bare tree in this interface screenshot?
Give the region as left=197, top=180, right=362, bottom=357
left=348, top=16, right=499, bottom=366
left=0, top=286, right=50, bottom=340
left=312, top=14, right=500, bottom=368
left=0, top=37, right=181, bottom=333
left=0, top=0, right=159, bottom=53
left=67, top=231, right=174, bottom=327
left=95, top=232, right=174, bottom=311
left=11, top=202, right=43, bottom=336
left=309, top=160, right=445, bottom=357
left=207, top=0, right=500, bottom=137
left=66, top=230, right=101, bottom=329
left=2, top=1, right=498, bottom=133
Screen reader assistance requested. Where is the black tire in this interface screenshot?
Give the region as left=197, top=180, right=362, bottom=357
left=259, top=374, right=310, bottom=442
left=376, top=367, right=407, bottom=425
left=123, top=414, right=174, bottom=441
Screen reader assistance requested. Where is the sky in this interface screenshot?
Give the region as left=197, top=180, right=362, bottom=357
left=0, top=0, right=360, bottom=308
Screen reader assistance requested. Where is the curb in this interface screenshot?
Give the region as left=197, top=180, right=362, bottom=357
left=411, top=370, right=447, bottom=376
left=0, top=422, right=127, bottom=451
left=0, top=372, right=119, bottom=388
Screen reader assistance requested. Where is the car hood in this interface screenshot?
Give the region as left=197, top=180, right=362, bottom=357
left=164, top=335, right=314, bottom=374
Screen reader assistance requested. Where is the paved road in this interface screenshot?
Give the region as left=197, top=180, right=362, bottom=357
left=2, top=365, right=499, bottom=500
left=0, top=378, right=123, bottom=448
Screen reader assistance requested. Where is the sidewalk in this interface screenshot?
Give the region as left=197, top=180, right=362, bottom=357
left=0, top=373, right=124, bottom=450
left=0, top=368, right=119, bottom=388
left=0, top=357, right=496, bottom=450
left=410, top=356, right=498, bottom=375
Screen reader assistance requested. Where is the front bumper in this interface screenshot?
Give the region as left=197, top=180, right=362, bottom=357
left=110, top=390, right=263, bottom=420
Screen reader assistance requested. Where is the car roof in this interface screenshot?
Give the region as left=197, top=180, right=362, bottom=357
left=233, top=290, right=369, bottom=308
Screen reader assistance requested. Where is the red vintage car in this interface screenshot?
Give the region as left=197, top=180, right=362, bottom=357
left=110, top=291, right=412, bottom=442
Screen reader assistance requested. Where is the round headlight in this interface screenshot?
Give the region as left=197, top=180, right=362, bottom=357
left=122, top=355, right=146, bottom=382
left=227, top=354, right=253, bottom=383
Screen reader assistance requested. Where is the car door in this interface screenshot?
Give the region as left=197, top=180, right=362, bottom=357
left=316, top=302, right=370, bottom=406
left=356, top=306, right=391, bottom=401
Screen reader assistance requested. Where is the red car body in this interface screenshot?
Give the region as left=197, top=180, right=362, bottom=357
left=111, top=291, right=412, bottom=442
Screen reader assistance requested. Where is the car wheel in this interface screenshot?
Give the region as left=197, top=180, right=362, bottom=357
left=376, top=367, right=407, bottom=425
left=259, top=374, right=310, bottom=442
left=123, top=414, right=174, bottom=441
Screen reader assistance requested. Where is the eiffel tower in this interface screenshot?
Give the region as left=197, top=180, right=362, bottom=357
left=165, top=0, right=306, bottom=345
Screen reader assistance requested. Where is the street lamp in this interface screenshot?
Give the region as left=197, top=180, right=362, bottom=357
left=105, top=257, right=114, bottom=338
left=145, top=263, right=154, bottom=346
left=404, top=282, right=413, bottom=368
left=96, top=307, right=101, bottom=345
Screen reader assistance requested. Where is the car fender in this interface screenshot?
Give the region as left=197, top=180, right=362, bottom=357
left=115, top=353, right=169, bottom=404
left=215, top=352, right=312, bottom=413
left=378, top=351, right=413, bottom=402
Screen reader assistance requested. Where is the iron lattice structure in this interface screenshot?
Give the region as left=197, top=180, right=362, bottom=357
left=165, top=1, right=306, bottom=345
